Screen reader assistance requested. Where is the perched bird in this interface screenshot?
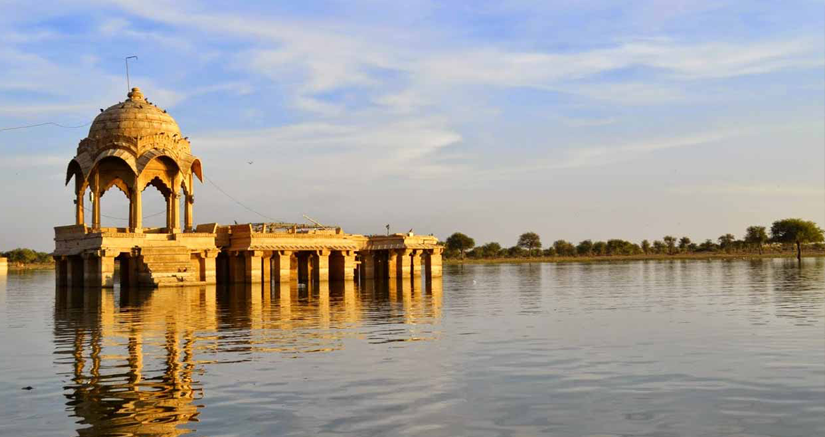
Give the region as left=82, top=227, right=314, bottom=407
left=99, top=108, right=104, bottom=112
left=233, top=220, right=238, bottom=225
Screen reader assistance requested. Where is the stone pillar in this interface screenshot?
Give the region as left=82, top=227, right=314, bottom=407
left=397, top=249, right=412, bottom=279
left=427, top=248, right=443, bottom=278
left=203, top=251, right=217, bottom=284
left=228, top=252, right=245, bottom=284
left=75, top=190, right=84, bottom=226
left=245, top=251, right=263, bottom=283
left=412, top=250, right=422, bottom=277
left=360, top=252, right=375, bottom=279
left=184, top=194, right=194, bottom=232
left=170, top=192, right=180, bottom=233
left=67, top=256, right=84, bottom=287
left=343, top=251, right=356, bottom=280
left=312, top=250, right=330, bottom=282
left=297, top=252, right=311, bottom=283
left=92, top=172, right=101, bottom=230
left=273, top=251, right=292, bottom=283
left=261, top=253, right=271, bottom=284
left=83, top=251, right=114, bottom=288
left=129, top=186, right=143, bottom=232
left=165, top=194, right=172, bottom=231
left=387, top=250, right=398, bottom=279
left=55, top=257, right=68, bottom=287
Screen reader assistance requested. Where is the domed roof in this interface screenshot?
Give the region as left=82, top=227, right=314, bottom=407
left=88, top=87, right=181, bottom=139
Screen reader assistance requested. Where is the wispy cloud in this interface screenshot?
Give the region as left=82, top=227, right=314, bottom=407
left=669, top=183, right=825, bottom=197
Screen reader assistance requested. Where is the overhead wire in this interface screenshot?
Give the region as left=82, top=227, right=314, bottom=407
left=0, top=121, right=92, bottom=133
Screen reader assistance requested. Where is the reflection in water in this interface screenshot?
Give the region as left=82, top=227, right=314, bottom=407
left=31, top=259, right=824, bottom=436
left=53, top=278, right=443, bottom=436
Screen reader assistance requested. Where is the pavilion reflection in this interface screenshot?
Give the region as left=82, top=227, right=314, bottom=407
left=53, top=277, right=442, bottom=436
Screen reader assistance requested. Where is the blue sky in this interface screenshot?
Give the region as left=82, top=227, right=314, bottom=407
left=1, top=0, right=823, bottom=251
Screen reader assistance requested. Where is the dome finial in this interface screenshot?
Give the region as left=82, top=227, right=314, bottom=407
left=128, top=87, right=144, bottom=101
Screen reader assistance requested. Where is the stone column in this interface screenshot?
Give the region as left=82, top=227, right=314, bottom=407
left=397, top=249, right=412, bottom=279
left=67, top=256, right=83, bottom=287
left=427, top=248, right=443, bottom=278
left=245, top=251, right=263, bottom=283
left=83, top=251, right=114, bottom=288
left=165, top=194, right=172, bottom=231
left=387, top=250, right=398, bottom=279
left=261, top=252, right=271, bottom=284
left=343, top=251, right=356, bottom=280
left=360, top=252, right=375, bottom=279
left=412, top=250, right=422, bottom=277
left=273, top=251, right=292, bottom=283
left=55, top=257, right=68, bottom=287
left=129, top=186, right=143, bottom=233
left=75, top=190, right=84, bottom=226
left=92, top=172, right=101, bottom=230
left=170, top=192, right=180, bottom=233
left=312, top=250, right=330, bottom=282
left=184, top=194, right=194, bottom=232
left=203, top=251, right=217, bottom=284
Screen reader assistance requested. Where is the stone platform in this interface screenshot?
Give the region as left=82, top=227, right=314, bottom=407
left=54, top=223, right=442, bottom=288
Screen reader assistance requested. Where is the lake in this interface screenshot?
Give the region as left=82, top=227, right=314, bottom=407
left=1, top=258, right=823, bottom=436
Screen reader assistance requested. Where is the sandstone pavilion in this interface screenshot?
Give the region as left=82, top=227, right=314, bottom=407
left=54, top=87, right=442, bottom=288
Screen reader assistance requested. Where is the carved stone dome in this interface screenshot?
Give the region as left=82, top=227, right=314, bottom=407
left=87, top=87, right=181, bottom=140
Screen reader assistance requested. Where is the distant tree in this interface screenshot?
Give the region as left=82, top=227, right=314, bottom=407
left=770, top=219, right=825, bottom=262
left=678, top=237, right=692, bottom=253
left=697, top=239, right=717, bottom=252
left=641, top=239, right=651, bottom=254
left=606, top=239, right=636, bottom=256
left=542, top=247, right=557, bottom=257
left=507, top=246, right=527, bottom=258
left=744, top=226, right=768, bottom=255
left=652, top=240, right=666, bottom=254
left=576, top=240, right=594, bottom=256
left=517, top=232, right=542, bottom=257
left=718, top=234, right=735, bottom=253
left=480, top=242, right=502, bottom=258
left=663, top=236, right=677, bottom=255
left=592, top=241, right=607, bottom=256
left=553, top=240, right=576, bottom=257
left=445, top=232, right=475, bottom=259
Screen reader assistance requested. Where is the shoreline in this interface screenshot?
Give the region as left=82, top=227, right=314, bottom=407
left=6, top=263, right=55, bottom=271
left=444, top=252, right=825, bottom=265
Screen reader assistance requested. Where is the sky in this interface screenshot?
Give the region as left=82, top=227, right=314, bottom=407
left=1, top=0, right=823, bottom=252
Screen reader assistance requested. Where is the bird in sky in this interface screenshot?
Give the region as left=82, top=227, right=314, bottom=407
left=247, top=161, right=254, bottom=165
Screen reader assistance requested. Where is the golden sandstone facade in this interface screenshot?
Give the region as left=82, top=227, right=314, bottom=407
left=54, top=88, right=442, bottom=288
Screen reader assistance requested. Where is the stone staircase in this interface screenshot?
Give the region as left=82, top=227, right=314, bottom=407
left=136, top=243, right=195, bottom=287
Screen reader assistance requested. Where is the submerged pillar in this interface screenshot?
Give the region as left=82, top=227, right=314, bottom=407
left=342, top=251, right=356, bottom=281
left=312, top=250, right=330, bottom=282
left=411, top=250, right=422, bottom=277
left=55, top=257, right=68, bottom=287
left=397, top=249, right=412, bottom=279
left=360, top=252, right=375, bottom=279
left=261, top=252, right=272, bottom=284
left=83, top=251, right=114, bottom=288
left=272, top=250, right=292, bottom=283
left=245, top=251, right=263, bottom=283
left=387, top=250, right=398, bottom=279
left=203, top=251, right=217, bottom=284
left=427, top=248, right=443, bottom=278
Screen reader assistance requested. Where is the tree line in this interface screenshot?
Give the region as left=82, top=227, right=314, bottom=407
left=1, top=248, right=54, bottom=265
left=444, top=218, right=824, bottom=262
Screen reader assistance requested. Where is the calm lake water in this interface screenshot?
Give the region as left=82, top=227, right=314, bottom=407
left=1, top=258, right=823, bottom=436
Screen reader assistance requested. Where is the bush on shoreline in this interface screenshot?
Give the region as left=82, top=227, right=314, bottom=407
left=1, top=248, right=54, bottom=265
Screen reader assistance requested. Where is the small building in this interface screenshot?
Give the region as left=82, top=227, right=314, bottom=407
left=54, top=88, right=442, bottom=288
